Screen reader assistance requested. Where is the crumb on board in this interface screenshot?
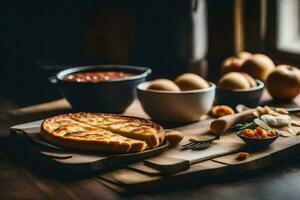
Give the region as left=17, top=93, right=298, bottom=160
left=236, top=152, right=250, bottom=161
left=164, top=129, right=184, bottom=147
left=211, top=105, right=235, bottom=118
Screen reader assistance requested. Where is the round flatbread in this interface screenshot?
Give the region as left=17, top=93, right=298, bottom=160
left=41, top=113, right=165, bottom=153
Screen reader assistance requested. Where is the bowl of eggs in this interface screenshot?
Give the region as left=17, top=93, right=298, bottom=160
left=137, top=73, right=215, bottom=122
left=217, top=52, right=280, bottom=107
left=216, top=72, right=264, bottom=107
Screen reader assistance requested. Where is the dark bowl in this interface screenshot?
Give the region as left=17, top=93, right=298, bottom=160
left=237, top=130, right=279, bottom=147
left=51, top=65, right=151, bottom=113
left=216, top=80, right=264, bottom=107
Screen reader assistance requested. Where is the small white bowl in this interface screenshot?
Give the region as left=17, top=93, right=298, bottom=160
left=137, top=81, right=216, bottom=122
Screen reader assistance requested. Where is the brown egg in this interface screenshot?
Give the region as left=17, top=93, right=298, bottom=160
left=237, top=51, right=252, bottom=60
left=175, top=73, right=209, bottom=90
left=221, top=57, right=244, bottom=75
left=147, top=79, right=180, bottom=91
left=241, top=72, right=257, bottom=87
left=241, top=54, right=275, bottom=81
left=266, top=65, right=300, bottom=100
left=221, top=52, right=253, bottom=75
left=218, top=72, right=252, bottom=90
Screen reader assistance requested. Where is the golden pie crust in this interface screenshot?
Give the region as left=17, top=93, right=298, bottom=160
left=41, top=113, right=165, bottom=153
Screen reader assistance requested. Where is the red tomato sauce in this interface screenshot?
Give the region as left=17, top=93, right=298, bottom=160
left=63, top=71, right=135, bottom=83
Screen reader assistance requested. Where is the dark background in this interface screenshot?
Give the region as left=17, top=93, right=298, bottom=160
left=0, top=0, right=245, bottom=106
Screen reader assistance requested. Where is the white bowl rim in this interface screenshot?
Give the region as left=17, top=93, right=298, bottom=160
left=137, top=81, right=216, bottom=94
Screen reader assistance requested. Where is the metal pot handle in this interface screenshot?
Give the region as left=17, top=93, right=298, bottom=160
left=144, top=68, right=152, bottom=76
left=48, top=76, right=58, bottom=84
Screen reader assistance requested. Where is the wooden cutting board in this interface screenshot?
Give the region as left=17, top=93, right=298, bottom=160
left=10, top=120, right=169, bottom=175
left=9, top=114, right=300, bottom=177
left=98, top=136, right=300, bottom=192
left=135, top=113, right=300, bottom=174
left=93, top=114, right=300, bottom=192
left=10, top=118, right=245, bottom=175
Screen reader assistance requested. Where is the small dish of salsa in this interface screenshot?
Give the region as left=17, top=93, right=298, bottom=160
left=237, top=127, right=279, bottom=147
left=63, top=71, right=135, bottom=83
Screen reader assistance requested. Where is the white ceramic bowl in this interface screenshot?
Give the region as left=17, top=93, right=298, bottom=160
left=137, top=81, right=216, bottom=122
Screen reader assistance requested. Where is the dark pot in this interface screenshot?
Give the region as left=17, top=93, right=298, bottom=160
left=51, top=65, right=151, bottom=113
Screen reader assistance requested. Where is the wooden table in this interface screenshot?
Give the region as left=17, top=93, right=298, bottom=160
left=1, top=93, right=300, bottom=200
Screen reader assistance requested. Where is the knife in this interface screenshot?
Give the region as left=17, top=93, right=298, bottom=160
left=236, top=104, right=300, bottom=113
left=278, top=107, right=300, bottom=113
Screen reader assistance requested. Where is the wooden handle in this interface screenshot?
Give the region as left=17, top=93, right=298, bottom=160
left=210, top=109, right=255, bottom=134
left=144, top=156, right=190, bottom=174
